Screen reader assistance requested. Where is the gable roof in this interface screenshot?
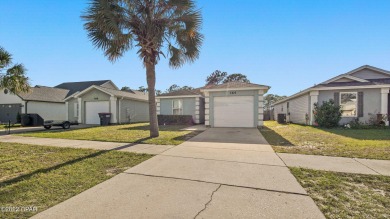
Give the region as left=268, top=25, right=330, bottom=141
left=203, top=81, right=270, bottom=90
left=321, top=65, right=390, bottom=84
left=18, top=86, right=69, bottom=103
left=74, top=85, right=148, bottom=102
left=273, top=65, right=390, bottom=106
left=54, top=80, right=111, bottom=97
left=97, top=86, right=149, bottom=101
left=157, top=88, right=203, bottom=97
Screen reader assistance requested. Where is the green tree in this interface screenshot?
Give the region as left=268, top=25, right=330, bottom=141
left=164, top=84, right=194, bottom=93
left=0, top=47, right=30, bottom=94
left=83, top=0, right=203, bottom=137
left=264, top=94, right=286, bottom=110
left=223, top=73, right=250, bottom=83
left=121, top=86, right=131, bottom=91
left=205, top=70, right=227, bottom=85
left=314, top=99, right=342, bottom=128
left=137, top=86, right=148, bottom=93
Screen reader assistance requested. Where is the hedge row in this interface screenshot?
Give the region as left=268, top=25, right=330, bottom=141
left=158, top=115, right=194, bottom=125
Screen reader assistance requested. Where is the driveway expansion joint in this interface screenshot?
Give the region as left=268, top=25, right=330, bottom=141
left=124, top=172, right=309, bottom=196
left=353, top=158, right=382, bottom=175
left=180, top=144, right=273, bottom=152
left=194, top=184, right=221, bottom=219
left=159, top=154, right=287, bottom=168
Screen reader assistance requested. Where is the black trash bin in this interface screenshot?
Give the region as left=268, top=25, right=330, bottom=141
left=98, top=113, right=111, bottom=126
left=21, top=114, right=32, bottom=126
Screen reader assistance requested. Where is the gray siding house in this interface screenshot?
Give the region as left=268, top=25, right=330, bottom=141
left=273, top=65, right=390, bottom=126
left=60, top=81, right=149, bottom=125
left=157, top=82, right=270, bottom=127
left=0, top=80, right=149, bottom=125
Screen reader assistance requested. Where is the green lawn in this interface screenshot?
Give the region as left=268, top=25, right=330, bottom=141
left=1, top=123, right=22, bottom=129
left=291, top=167, right=390, bottom=219
left=17, top=123, right=201, bottom=145
left=0, top=142, right=152, bottom=219
left=260, top=121, right=390, bottom=160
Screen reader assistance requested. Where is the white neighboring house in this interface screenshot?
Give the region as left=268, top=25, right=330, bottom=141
left=0, top=80, right=149, bottom=125
left=273, top=65, right=390, bottom=126
left=0, top=86, right=68, bottom=124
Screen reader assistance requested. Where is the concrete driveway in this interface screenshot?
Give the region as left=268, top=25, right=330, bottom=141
left=33, top=128, right=324, bottom=219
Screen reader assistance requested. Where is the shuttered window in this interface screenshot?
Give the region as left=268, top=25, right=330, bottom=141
left=358, top=92, right=364, bottom=117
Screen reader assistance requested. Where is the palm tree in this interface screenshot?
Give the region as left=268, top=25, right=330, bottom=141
left=82, top=0, right=203, bottom=137
left=0, top=47, right=30, bottom=94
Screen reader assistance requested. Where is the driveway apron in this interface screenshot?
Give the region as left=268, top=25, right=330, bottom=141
left=33, top=128, right=324, bottom=219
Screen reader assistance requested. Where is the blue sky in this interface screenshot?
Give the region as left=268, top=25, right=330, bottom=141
left=1, top=0, right=389, bottom=96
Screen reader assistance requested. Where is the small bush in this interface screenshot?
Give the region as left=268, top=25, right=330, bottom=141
left=314, top=99, right=342, bottom=128
left=158, top=115, right=194, bottom=125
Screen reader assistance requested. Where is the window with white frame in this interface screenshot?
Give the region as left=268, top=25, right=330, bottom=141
left=340, top=92, right=357, bottom=117
left=172, top=99, right=183, bottom=115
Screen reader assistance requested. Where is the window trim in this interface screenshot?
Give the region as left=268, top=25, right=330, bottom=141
left=340, top=92, right=358, bottom=117
left=172, top=99, right=183, bottom=115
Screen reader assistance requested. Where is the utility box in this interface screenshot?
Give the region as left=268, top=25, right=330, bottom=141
left=277, top=114, right=287, bottom=124
left=21, top=114, right=44, bottom=126
left=98, top=113, right=111, bottom=126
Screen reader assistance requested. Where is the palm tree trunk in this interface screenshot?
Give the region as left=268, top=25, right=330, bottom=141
left=145, top=62, right=159, bottom=137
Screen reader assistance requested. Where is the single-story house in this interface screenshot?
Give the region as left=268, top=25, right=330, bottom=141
left=273, top=65, right=390, bottom=126
left=157, top=82, right=270, bottom=128
left=0, top=86, right=69, bottom=123
left=0, top=80, right=149, bottom=125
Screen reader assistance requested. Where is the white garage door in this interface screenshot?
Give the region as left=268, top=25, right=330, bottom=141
left=85, top=101, right=110, bottom=124
left=214, top=96, right=254, bottom=127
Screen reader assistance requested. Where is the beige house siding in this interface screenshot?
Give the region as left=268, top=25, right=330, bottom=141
left=288, top=94, right=310, bottom=124
left=318, top=88, right=381, bottom=125
left=100, top=81, right=118, bottom=90
left=67, top=98, right=79, bottom=123
left=119, top=99, right=149, bottom=123
left=76, top=89, right=111, bottom=123
left=350, top=69, right=390, bottom=79
left=274, top=101, right=288, bottom=121
left=27, top=102, right=66, bottom=120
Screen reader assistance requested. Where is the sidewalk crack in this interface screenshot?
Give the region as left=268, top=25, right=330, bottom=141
left=194, top=184, right=222, bottom=219
left=353, top=158, right=382, bottom=175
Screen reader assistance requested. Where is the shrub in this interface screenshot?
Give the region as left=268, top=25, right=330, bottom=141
left=314, top=99, right=342, bottom=128
left=157, top=115, right=194, bottom=125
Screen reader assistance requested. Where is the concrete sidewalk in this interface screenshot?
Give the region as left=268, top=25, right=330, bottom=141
left=278, top=153, right=390, bottom=176
left=32, top=128, right=325, bottom=219
left=0, top=135, right=173, bottom=155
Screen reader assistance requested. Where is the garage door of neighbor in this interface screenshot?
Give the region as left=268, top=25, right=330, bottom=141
left=0, top=104, right=22, bottom=124
left=85, top=101, right=109, bottom=124
left=214, top=96, right=254, bottom=127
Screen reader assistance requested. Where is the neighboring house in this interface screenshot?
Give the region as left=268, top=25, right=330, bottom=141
left=0, top=86, right=69, bottom=123
left=157, top=82, right=270, bottom=128
left=157, top=89, right=205, bottom=124
left=273, top=65, right=390, bottom=126
left=0, top=80, right=149, bottom=125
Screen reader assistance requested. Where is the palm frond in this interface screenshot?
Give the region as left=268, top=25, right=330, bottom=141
left=0, top=46, right=12, bottom=70
left=0, top=64, right=30, bottom=94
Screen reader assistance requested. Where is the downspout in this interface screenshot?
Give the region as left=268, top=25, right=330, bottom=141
left=25, top=101, right=28, bottom=114
left=118, top=97, right=123, bottom=124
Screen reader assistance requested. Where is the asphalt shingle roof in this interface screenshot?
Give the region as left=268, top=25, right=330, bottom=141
left=157, top=88, right=203, bottom=97
left=316, top=78, right=390, bottom=87
left=97, top=86, right=149, bottom=101
left=202, top=82, right=270, bottom=89
left=18, top=86, right=69, bottom=102
left=55, top=80, right=111, bottom=97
